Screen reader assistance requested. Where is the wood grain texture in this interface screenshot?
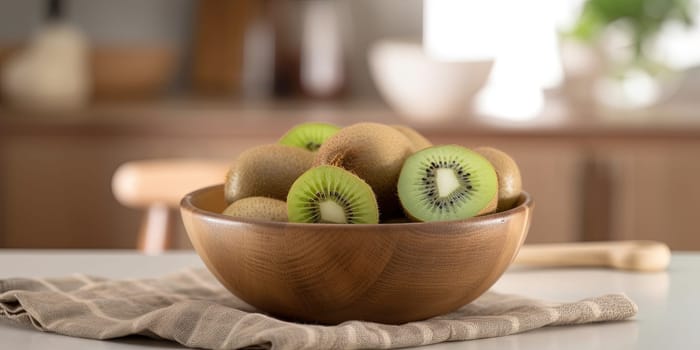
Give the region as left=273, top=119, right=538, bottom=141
left=581, top=154, right=613, bottom=241
left=181, top=185, right=533, bottom=324
left=604, top=144, right=700, bottom=249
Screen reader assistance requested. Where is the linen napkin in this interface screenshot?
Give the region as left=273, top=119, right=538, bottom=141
left=0, top=268, right=637, bottom=350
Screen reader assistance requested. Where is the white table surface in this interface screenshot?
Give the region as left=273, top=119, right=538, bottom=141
left=0, top=250, right=698, bottom=350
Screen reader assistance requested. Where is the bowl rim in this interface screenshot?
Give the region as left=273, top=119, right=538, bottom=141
left=181, top=184, right=533, bottom=229
left=369, top=39, right=495, bottom=65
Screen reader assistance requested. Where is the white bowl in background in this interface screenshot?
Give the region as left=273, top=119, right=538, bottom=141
left=368, top=40, right=493, bottom=123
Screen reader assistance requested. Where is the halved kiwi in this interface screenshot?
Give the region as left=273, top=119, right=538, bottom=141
left=279, top=122, right=341, bottom=151
left=222, top=197, right=288, bottom=222
left=287, top=165, right=379, bottom=224
left=397, top=145, right=498, bottom=222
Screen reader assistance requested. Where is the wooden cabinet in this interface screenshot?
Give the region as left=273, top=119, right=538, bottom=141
left=1, top=104, right=700, bottom=250
left=601, top=142, right=700, bottom=249
left=501, top=144, right=585, bottom=243
left=0, top=129, right=276, bottom=249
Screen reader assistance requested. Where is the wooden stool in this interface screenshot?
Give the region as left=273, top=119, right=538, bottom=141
left=112, top=159, right=229, bottom=254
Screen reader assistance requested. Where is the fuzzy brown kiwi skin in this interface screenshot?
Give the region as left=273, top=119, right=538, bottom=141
left=390, top=125, right=433, bottom=152
left=225, top=144, right=314, bottom=204
left=473, top=146, right=522, bottom=211
left=222, top=197, right=288, bottom=222
left=314, top=122, right=413, bottom=217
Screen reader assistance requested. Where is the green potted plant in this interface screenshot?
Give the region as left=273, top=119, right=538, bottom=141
left=564, top=0, right=695, bottom=109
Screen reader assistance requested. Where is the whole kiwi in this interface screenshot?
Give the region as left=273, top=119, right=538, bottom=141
left=225, top=144, right=314, bottom=203
left=473, top=146, right=522, bottom=211
left=391, top=125, right=432, bottom=152
left=222, top=197, right=288, bottom=222
left=314, top=122, right=413, bottom=215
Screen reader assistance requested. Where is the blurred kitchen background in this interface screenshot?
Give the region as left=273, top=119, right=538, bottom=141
left=1, top=0, right=699, bottom=250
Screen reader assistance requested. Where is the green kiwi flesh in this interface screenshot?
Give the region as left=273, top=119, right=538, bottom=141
left=397, top=145, right=498, bottom=222
left=225, top=144, right=314, bottom=203
left=222, top=197, right=288, bottom=222
left=279, top=122, right=341, bottom=151
left=287, top=165, right=379, bottom=224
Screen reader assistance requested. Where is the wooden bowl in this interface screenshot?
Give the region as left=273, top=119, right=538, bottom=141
left=181, top=185, right=533, bottom=324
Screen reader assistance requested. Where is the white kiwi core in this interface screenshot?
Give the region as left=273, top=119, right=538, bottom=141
left=436, top=168, right=461, bottom=198
left=319, top=200, right=347, bottom=223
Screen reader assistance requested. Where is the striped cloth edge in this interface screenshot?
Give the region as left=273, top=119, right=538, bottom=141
left=0, top=268, right=637, bottom=350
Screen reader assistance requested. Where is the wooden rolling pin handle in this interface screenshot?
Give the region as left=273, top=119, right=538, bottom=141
left=514, top=240, right=671, bottom=272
